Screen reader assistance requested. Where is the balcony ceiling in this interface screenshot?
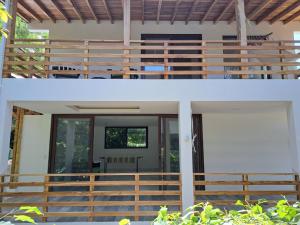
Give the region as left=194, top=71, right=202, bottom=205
left=14, top=0, right=300, bottom=24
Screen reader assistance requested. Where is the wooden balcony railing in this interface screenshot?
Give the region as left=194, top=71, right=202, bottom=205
left=0, top=173, right=182, bottom=222
left=3, top=39, right=300, bottom=79
left=194, top=173, right=300, bottom=206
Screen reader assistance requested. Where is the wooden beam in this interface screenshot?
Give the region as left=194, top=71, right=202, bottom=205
left=67, top=0, right=86, bottom=23
left=170, top=0, right=181, bottom=25
left=50, top=0, right=70, bottom=23
left=270, top=1, right=300, bottom=24
left=18, top=0, right=42, bottom=23
left=214, top=0, right=234, bottom=23
left=200, top=0, right=218, bottom=23
left=185, top=0, right=198, bottom=25
left=17, top=9, right=31, bottom=23
left=141, top=0, right=144, bottom=24
left=255, top=0, right=286, bottom=24
left=156, top=0, right=162, bottom=24
left=283, top=9, right=300, bottom=24
left=103, top=0, right=113, bottom=24
left=85, top=0, right=100, bottom=23
left=34, top=0, right=56, bottom=23
left=247, top=0, right=273, bottom=20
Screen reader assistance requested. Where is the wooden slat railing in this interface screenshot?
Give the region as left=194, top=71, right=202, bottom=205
left=194, top=173, right=300, bottom=206
left=3, top=39, right=300, bottom=79
left=0, top=173, right=181, bottom=222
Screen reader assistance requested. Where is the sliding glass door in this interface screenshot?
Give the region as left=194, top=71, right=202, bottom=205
left=50, top=116, right=94, bottom=174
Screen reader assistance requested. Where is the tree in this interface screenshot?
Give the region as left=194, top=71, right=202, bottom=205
left=0, top=2, right=11, bottom=38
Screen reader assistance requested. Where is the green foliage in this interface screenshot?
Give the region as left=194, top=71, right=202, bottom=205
left=0, top=2, right=11, bottom=38
left=15, top=16, right=48, bottom=39
left=0, top=206, right=42, bottom=225
left=122, top=199, right=300, bottom=225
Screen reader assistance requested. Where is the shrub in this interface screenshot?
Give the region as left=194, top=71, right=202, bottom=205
left=120, top=199, right=300, bottom=225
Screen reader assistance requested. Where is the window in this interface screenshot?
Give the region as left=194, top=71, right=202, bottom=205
left=105, top=127, right=148, bottom=149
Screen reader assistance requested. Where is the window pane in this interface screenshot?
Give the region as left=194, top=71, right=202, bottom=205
left=105, top=127, right=127, bottom=148
left=127, top=128, right=147, bottom=148
left=54, top=118, right=91, bottom=173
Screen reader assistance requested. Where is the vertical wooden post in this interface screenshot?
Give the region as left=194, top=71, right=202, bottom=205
left=0, top=176, right=4, bottom=213
left=235, top=0, right=248, bottom=79
left=242, top=174, right=250, bottom=201
left=44, top=40, right=50, bottom=79
left=123, top=0, right=130, bottom=79
left=88, top=175, right=95, bottom=222
left=164, top=42, right=168, bottom=79
left=295, top=174, right=300, bottom=201
left=202, top=41, right=208, bottom=79
left=42, top=175, right=49, bottom=222
left=5, top=0, right=18, bottom=78
left=134, top=174, right=139, bottom=221
left=10, top=108, right=24, bottom=184
left=179, top=174, right=183, bottom=212
left=84, top=41, right=89, bottom=79
left=279, top=41, right=287, bottom=79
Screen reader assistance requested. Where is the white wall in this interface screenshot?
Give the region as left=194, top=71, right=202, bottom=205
left=93, top=116, right=159, bottom=172
left=203, top=110, right=291, bottom=173
left=29, top=20, right=300, bottom=41
left=16, top=114, right=51, bottom=191
left=19, top=115, right=51, bottom=174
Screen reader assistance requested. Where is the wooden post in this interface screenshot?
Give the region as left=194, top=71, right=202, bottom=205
left=44, top=40, right=50, bottom=79
left=179, top=174, right=183, bottom=212
left=134, top=174, right=139, bottom=221
left=84, top=41, right=89, bottom=79
left=5, top=0, right=18, bottom=78
left=202, top=41, right=208, bottom=79
left=123, top=0, right=130, bottom=79
left=279, top=41, right=287, bottom=79
left=88, top=175, right=95, bottom=222
left=0, top=176, right=4, bottom=213
left=10, top=108, right=24, bottom=184
left=42, top=175, right=49, bottom=222
left=235, top=0, right=248, bottom=79
left=242, top=174, right=250, bottom=201
left=164, top=42, right=168, bottom=79
left=295, top=174, right=300, bottom=201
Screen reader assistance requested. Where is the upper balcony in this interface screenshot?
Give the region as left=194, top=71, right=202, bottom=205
left=1, top=0, right=300, bottom=80
left=3, top=39, right=300, bottom=79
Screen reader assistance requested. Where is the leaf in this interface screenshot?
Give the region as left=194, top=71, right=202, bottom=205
left=235, top=200, right=244, bottom=206
left=119, top=218, right=130, bottom=225
left=14, top=215, right=36, bottom=224
left=19, top=206, right=43, bottom=215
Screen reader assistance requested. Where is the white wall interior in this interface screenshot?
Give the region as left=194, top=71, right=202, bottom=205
left=93, top=116, right=159, bottom=173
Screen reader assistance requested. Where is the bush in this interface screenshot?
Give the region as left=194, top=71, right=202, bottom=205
left=120, top=199, right=300, bottom=225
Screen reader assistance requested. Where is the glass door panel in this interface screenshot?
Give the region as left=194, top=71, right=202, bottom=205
left=161, top=117, right=179, bottom=172
left=52, top=117, right=93, bottom=174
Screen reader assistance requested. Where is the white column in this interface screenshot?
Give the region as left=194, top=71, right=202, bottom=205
left=178, top=101, right=194, bottom=211
left=287, top=101, right=300, bottom=172
left=123, top=0, right=130, bottom=45
left=0, top=98, right=13, bottom=174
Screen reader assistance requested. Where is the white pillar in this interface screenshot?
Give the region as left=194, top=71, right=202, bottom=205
left=123, top=0, right=130, bottom=46
left=287, top=101, right=300, bottom=172
left=0, top=98, right=13, bottom=174
left=178, top=101, right=194, bottom=211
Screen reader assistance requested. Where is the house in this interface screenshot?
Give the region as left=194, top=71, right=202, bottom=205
left=0, top=0, right=300, bottom=223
